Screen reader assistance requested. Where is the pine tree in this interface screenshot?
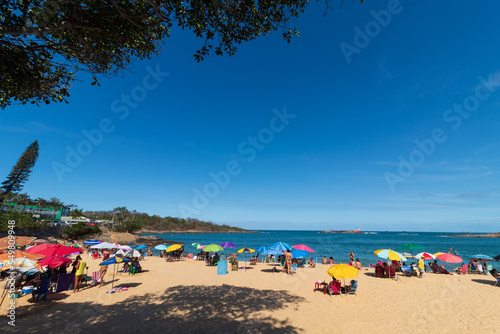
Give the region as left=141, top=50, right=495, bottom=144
left=1, top=140, right=40, bottom=198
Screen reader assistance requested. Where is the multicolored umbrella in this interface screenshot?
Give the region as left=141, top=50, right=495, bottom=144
left=269, top=242, right=292, bottom=252
left=415, top=252, right=436, bottom=260
left=100, top=256, right=131, bottom=289
left=374, top=249, right=407, bottom=262
left=123, top=249, right=142, bottom=258
left=203, top=244, right=224, bottom=252
left=26, top=244, right=83, bottom=257
left=292, top=244, right=314, bottom=252
left=38, top=255, right=72, bottom=268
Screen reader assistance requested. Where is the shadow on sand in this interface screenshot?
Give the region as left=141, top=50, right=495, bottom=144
left=11, top=284, right=306, bottom=333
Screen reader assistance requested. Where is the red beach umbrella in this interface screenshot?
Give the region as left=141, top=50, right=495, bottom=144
left=292, top=244, right=315, bottom=252
left=436, top=253, right=462, bottom=263
left=26, top=244, right=83, bottom=257
left=38, top=255, right=72, bottom=268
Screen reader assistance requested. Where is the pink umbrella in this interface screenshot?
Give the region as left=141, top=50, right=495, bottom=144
left=437, top=253, right=462, bottom=263
left=38, top=255, right=72, bottom=267
left=292, top=244, right=315, bottom=252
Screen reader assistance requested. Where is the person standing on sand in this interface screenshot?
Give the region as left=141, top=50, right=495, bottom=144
left=99, top=265, right=108, bottom=287
left=418, top=256, right=425, bottom=278
left=285, top=250, right=293, bottom=275
left=73, top=255, right=86, bottom=292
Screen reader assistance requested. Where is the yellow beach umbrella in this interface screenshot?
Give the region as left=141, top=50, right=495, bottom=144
left=166, top=244, right=182, bottom=252
left=327, top=264, right=359, bottom=280
left=237, top=248, right=255, bottom=253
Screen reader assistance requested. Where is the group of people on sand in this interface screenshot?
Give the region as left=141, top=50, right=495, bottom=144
left=319, top=252, right=362, bottom=270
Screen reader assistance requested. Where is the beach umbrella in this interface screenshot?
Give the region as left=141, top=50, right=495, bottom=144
left=0, top=236, right=35, bottom=249
left=117, top=244, right=132, bottom=251
left=237, top=248, right=255, bottom=269
left=91, top=242, right=118, bottom=249
left=436, top=253, right=463, bottom=272
left=27, top=244, right=83, bottom=257
left=374, top=249, right=407, bottom=262
left=1, top=257, right=38, bottom=270
left=100, top=256, right=131, bottom=289
left=292, top=244, right=314, bottom=252
left=203, top=244, right=224, bottom=252
left=220, top=242, right=237, bottom=248
left=327, top=264, right=359, bottom=280
left=269, top=242, right=292, bottom=251
left=38, top=255, right=72, bottom=268
left=290, top=249, right=308, bottom=258
left=123, top=249, right=142, bottom=258
left=155, top=244, right=167, bottom=251
left=135, top=245, right=148, bottom=250
left=494, top=254, right=500, bottom=261
left=414, top=252, right=436, bottom=260
left=0, top=250, right=44, bottom=261
left=469, top=254, right=494, bottom=261
left=83, top=239, right=102, bottom=245
left=197, top=244, right=206, bottom=250
left=166, top=244, right=183, bottom=252
left=110, top=249, right=127, bottom=257
left=398, top=243, right=424, bottom=251
left=256, top=246, right=268, bottom=252
left=32, top=239, right=48, bottom=244
left=401, top=252, right=415, bottom=259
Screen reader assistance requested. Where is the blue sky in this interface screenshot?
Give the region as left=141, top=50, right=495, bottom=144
left=2, top=0, right=500, bottom=232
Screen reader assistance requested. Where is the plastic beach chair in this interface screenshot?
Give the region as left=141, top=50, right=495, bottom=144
left=92, top=271, right=101, bottom=285
left=347, top=280, right=358, bottom=296
left=292, top=263, right=297, bottom=274
left=34, top=279, right=50, bottom=302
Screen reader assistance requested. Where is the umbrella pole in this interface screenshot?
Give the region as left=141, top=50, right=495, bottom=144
left=112, top=264, right=116, bottom=289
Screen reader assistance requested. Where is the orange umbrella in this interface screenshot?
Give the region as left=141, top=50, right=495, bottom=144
left=0, top=250, right=44, bottom=261
left=0, top=236, right=35, bottom=249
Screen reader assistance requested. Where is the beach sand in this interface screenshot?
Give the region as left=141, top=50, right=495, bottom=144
left=2, top=254, right=499, bottom=333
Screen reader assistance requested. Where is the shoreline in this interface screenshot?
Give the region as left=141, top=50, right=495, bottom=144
left=445, top=232, right=500, bottom=238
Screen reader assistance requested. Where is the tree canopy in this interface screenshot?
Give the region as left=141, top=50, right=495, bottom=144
left=0, top=0, right=320, bottom=109
left=1, top=140, right=39, bottom=199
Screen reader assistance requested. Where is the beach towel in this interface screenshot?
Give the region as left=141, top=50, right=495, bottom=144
left=217, top=260, right=228, bottom=275
left=55, top=273, right=74, bottom=293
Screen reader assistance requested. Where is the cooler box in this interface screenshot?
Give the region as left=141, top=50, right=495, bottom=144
left=22, top=286, right=34, bottom=294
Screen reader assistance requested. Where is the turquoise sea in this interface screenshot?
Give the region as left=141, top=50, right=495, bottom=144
left=145, top=230, right=500, bottom=270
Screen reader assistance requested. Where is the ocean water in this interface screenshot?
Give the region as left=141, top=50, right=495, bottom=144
left=144, top=231, right=500, bottom=270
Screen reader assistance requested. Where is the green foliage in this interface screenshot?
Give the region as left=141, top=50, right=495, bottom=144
left=0, top=0, right=318, bottom=108
left=1, top=140, right=39, bottom=197
left=113, top=220, right=142, bottom=233
left=0, top=210, right=40, bottom=232
left=62, top=222, right=101, bottom=240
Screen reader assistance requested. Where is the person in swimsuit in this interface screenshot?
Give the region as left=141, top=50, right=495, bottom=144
left=99, top=265, right=108, bottom=287
left=73, top=255, right=86, bottom=293
left=285, top=250, right=293, bottom=275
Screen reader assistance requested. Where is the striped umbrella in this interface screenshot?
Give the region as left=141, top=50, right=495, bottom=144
left=374, top=249, right=407, bottom=262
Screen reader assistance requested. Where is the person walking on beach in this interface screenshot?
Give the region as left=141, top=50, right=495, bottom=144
left=99, top=265, right=108, bottom=288
left=418, top=256, right=425, bottom=278
left=285, top=250, right=293, bottom=275
left=73, top=255, right=86, bottom=293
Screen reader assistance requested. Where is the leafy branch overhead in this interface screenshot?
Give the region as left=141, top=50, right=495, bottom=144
left=0, top=0, right=329, bottom=109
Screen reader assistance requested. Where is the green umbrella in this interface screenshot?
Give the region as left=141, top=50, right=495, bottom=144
left=398, top=243, right=424, bottom=260
left=203, top=244, right=224, bottom=252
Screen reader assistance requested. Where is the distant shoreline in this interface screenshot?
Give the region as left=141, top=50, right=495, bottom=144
left=446, top=232, right=500, bottom=238
left=140, top=229, right=260, bottom=234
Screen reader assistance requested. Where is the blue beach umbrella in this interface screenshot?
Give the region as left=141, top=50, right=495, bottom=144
left=136, top=245, right=148, bottom=250
left=469, top=254, right=494, bottom=261
left=100, top=257, right=131, bottom=289
left=256, top=246, right=269, bottom=252
left=291, top=249, right=308, bottom=258
left=83, top=239, right=101, bottom=245
left=155, top=245, right=167, bottom=251
left=269, top=242, right=292, bottom=252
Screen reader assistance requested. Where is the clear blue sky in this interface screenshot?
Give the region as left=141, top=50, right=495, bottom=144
left=2, top=1, right=500, bottom=232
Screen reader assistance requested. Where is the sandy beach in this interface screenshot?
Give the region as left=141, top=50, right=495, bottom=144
left=3, top=253, right=500, bottom=334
